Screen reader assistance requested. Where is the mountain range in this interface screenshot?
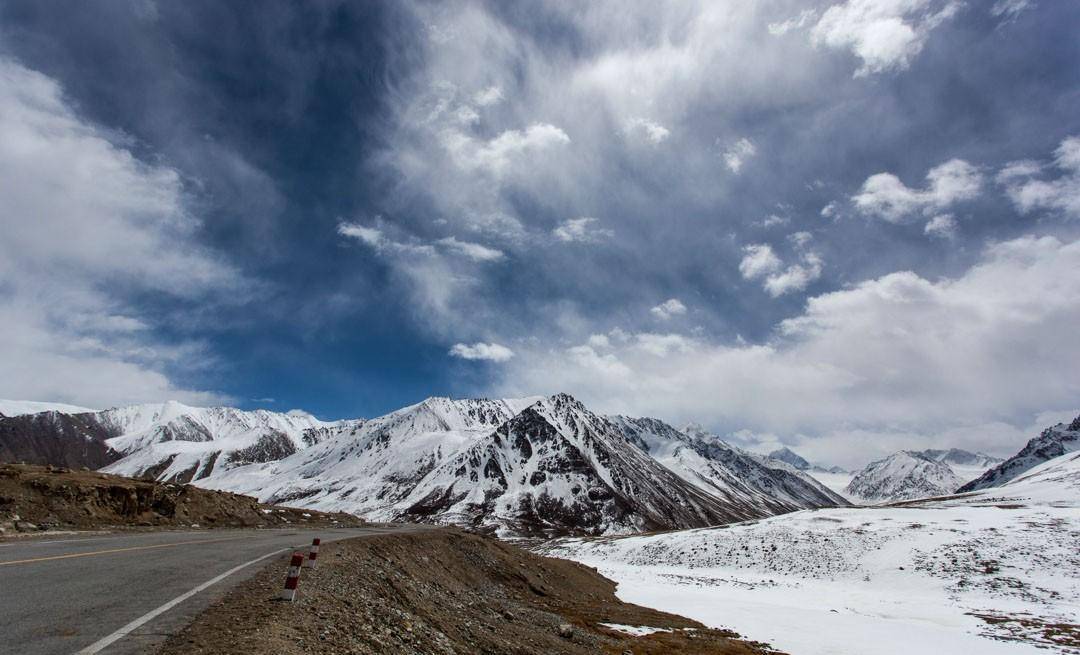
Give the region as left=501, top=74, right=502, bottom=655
left=3, top=395, right=1070, bottom=528
left=0, top=394, right=847, bottom=536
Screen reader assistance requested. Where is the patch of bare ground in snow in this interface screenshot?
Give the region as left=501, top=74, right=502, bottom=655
left=970, top=613, right=1080, bottom=653
left=159, top=528, right=781, bottom=655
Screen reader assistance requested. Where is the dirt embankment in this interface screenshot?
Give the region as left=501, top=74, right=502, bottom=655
left=160, top=528, right=781, bottom=655
left=0, top=463, right=363, bottom=534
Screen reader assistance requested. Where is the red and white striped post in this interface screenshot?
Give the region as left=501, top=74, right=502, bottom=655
left=281, top=551, right=304, bottom=601
left=303, top=537, right=320, bottom=569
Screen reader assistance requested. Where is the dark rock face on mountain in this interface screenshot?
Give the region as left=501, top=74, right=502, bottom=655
left=398, top=394, right=747, bottom=536
left=768, top=447, right=811, bottom=470
left=767, top=446, right=849, bottom=476
left=958, top=415, right=1080, bottom=492
left=617, top=419, right=848, bottom=518
left=0, top=411, right=119, bottom=469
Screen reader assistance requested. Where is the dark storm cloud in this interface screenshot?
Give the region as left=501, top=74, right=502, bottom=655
left=2, top=0, right=1079, bottom=465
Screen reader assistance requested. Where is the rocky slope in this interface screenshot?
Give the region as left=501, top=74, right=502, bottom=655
left=0, top=463, right=362, bottom=533
left=958, top=414, right=1080, bottom=492
left=845, top=450, right=964, bottom=502
left=616, top=418, right=848, bottom=520
left=0, top=411, right=119, bottom=469
left=393, top=395, right=747, bottom=536
left=160, top=528, right=777, bottom=655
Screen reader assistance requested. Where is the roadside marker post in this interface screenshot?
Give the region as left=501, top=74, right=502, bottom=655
left=304, top=537, right=320, bottom=569
left=281, top=551, right=304, bottom=601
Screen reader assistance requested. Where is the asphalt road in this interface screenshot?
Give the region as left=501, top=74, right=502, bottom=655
left=0, top=526, right=422, bottom=654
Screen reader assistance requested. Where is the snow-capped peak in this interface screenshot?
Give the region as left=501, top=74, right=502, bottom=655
left=845, top=450, right=963, bottom=503
left=768, top=447, right=811, bottom=470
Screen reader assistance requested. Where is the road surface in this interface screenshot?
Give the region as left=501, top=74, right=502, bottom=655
left=0, top=526, right=426, bottom=654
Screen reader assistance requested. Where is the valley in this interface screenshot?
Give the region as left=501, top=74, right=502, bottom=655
left=2, top=397, right=1077, bottom=654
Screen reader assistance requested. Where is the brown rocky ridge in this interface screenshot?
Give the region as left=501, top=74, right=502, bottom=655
left=0, top=463, right=363, bottom=535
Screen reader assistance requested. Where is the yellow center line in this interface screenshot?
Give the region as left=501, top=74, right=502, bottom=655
left=0, top=535, right=252, bottom=567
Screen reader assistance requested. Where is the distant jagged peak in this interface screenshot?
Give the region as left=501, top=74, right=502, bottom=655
left=768, top=446, right=811, bottom=470
left=918, top=447, right=1003, bottom=468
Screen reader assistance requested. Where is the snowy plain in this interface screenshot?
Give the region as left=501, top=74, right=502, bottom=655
left=547, top=451, right=1080, bottom=654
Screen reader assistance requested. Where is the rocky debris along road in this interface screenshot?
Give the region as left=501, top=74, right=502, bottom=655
left=161, top=528, right=781, bottom=655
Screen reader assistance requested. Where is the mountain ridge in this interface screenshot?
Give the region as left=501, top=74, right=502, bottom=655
left=957, top=415, right=1080, bottom=492
left=0, top=393, right=850, bottom=536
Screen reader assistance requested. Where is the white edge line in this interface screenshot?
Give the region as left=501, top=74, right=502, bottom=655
left=74, top=547, right=288, bottom=654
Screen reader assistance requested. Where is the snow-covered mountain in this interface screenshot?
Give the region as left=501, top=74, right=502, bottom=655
left=96, top=402, right=350, bottom=482
left=845, top=451, right=964, bottom=503
left=767, top=446, right=849, bottom=475
left=615, top=420, right=848, bottom=519
left=0, top=400, right=349, bottom=480
left=381, top=394, right=750, bottom=536
left=0, top=393, right=855, bottom=536
left=198, top=396, right=540, bottom=514
left=0, top=399, right=98, bottom=417
left=957, top=414, right=1080, bottom=492
left=916, top=448, right=1002, bottom=481
left=919, top=448, right=1001, bottom=469
left=768, top=446, right=811, bottom=470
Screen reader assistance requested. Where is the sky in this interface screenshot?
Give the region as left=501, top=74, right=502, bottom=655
left=1, top=0, right=1079, bottom=468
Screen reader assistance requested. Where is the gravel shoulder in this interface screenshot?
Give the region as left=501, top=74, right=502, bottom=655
left=159, top=528, right=782, bottom=655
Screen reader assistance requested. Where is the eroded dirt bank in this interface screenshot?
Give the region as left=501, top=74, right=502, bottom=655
left=0, top=463, right=363, bottom=534
left=160, top=528, right=782, bottom=655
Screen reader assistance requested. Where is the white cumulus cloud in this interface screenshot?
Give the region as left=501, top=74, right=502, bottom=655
left=552, top=217, right=613, bottom=243
left=768, top=9, right=818, bottom=36
left=997, top=135, right=1080, bottom=219
left=811, top=0, right=962, bottom=77
left=722, top=137, right=757, bottom=173
left=853, top=158, right=982, bottom=222
left=650, top=298, right=688, bottom=320
left=763, top=252, right=824, bottom=297
left=451, top=123, right=571, bottom=177
left=473, top=85, right=504, bottom=106
left=449, top=342, right=515, bottom=362
left=739, top=244, right=782, bottom=279
left=625, top=117, right=671, bottom=144
left=924, top=213, right=958, bottom=239
left=741, top=242, right=822, bottom=297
